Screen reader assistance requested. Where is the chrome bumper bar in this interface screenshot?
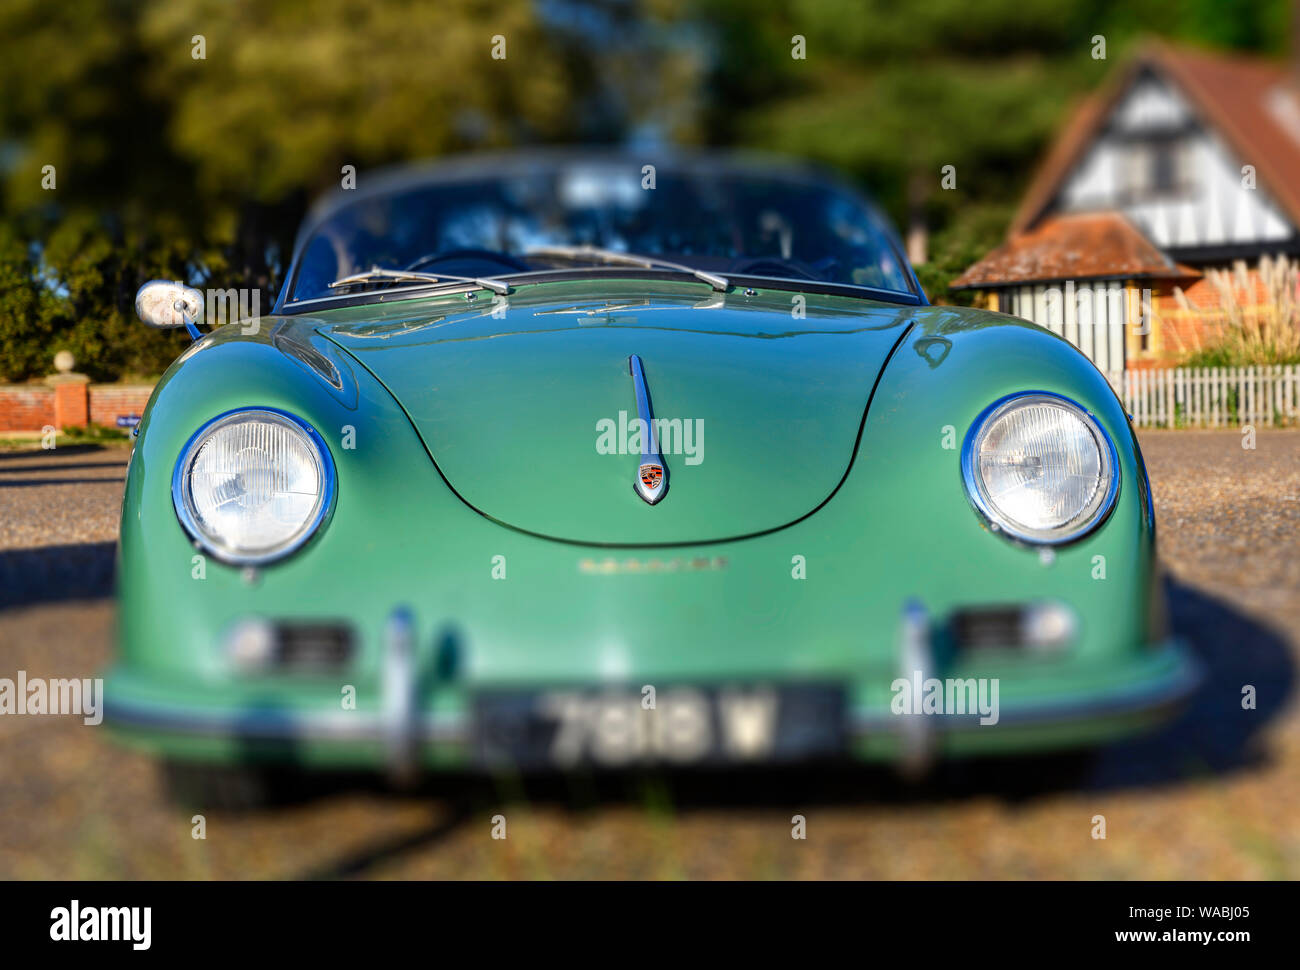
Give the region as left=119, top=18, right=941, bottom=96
left=107, top=606, right=1200, bottom=772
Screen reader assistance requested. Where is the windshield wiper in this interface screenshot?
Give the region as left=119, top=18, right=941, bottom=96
left=524, top=245, right=729, bottom=292
left=328, top=265, right=510, bottom=295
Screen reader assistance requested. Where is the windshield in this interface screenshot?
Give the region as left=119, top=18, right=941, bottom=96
left=287, top=161, right=916, bottom=303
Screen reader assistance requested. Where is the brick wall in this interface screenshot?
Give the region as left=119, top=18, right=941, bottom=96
left=0, top=386, right=54, bottom=432
left=88, top=385, right=155, bottom=428
left=0, top=382, right=155, bottom=432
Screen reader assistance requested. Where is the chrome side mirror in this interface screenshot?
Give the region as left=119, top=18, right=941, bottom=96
left=135, top=280, right=204, bottom=337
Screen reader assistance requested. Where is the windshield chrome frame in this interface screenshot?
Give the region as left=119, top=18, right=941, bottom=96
left=277, top=267, right=926, bottom=315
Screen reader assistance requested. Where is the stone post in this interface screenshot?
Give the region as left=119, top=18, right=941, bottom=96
left=45, top=351, right=90, bottom=430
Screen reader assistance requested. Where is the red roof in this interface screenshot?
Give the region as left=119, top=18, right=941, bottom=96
left=1011, top=41, right=1300, bottom=236
left=951, top=212, right=1200, bottom=289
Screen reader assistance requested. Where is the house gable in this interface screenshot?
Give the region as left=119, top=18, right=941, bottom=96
left=1011, top=44, right=1300, bottom=259
left=1050, top=66, right=1295, bottom=255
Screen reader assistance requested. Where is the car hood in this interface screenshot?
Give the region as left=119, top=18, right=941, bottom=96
left=314, top=279, right=924, bottom=545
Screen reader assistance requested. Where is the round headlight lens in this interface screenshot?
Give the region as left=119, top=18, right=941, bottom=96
left=173, top=408, right=334, bottom=564
left=962, top=393, right=1118, bottom=544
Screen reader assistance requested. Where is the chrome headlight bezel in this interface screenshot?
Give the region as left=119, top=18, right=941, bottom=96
left=961, top=391, right=1120, bottom=546
left=171, top=407, right=336, bottom=565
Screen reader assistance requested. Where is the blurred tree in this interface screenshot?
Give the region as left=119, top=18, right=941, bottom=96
left=690, top=0, right=1291, bottom=300
left=0, top=0, right=596, bottom=380
left=0, top=225, right=56, bottom=381
left=0, top=0, right=1290, bottom=379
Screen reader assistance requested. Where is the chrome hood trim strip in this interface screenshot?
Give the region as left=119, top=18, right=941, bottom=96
left=628, top=354, right=668, bottom=505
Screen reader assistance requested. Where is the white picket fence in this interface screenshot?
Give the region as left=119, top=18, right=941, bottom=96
left=1103, top=365, right=1300, bottom=428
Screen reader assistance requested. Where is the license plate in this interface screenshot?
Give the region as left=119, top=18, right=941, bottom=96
left=473, top=683, right=845, bottom=769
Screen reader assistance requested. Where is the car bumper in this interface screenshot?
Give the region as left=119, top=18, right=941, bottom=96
left=104, top=607, right=1201, bottom=774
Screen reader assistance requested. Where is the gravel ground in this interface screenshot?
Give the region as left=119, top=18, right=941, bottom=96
left=0, top=432, right=1297, bottom=879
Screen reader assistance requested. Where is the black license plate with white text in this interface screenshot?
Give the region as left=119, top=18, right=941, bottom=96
left=473, top=683, right=846, bottom=769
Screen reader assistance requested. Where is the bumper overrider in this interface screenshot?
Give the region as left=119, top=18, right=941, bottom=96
left=105, top=602, right=1202, bottom=776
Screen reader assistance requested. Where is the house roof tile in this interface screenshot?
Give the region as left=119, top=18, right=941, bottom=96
left=951, top=211, right=1200, bottom=289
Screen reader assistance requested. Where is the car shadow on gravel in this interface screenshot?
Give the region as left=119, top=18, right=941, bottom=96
left=284, top=577, right=1293, bottom=878
left=0, top=444, right=120, bottom=461
left=0, top=477, right=126, bottom=487
left=1085, top=576, right=1294, bottom=792
left=0, top=461, right=128, bottom=474
left=0, top=541, right=116, bottom=609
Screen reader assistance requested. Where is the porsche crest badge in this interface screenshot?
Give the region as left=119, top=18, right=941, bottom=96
left=639, top=463, right=664, bottom=492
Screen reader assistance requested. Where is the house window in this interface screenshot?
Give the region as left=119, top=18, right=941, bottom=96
left=1117, top=137, right=1188, bottom=201
left=1147, top=137, right=1191, bottom=197
left=1151, top=142, right=1176, bottom=193
left=1119, top=145, right=1149, bottom=199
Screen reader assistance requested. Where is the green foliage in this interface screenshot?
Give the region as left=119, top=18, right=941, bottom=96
left=0, top=0, right=1289, bottom=377
left=136, top=0, right=578, bottom=201
left=1181, top=344, right=1300, bottom=367
left=914, top=203, right=1016, bottom=305
left=61, top=422, right=130, bottom=443
left=0, top=210, right=196, bottom=381
left=0, top=0, right=596, bottom=382
left=0, top=225, right=55, bottom=379
left=690, top=0, right=1288, bottom=305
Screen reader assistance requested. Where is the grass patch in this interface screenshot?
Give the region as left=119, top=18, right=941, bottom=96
left=0, top=422, right=131, bottom=452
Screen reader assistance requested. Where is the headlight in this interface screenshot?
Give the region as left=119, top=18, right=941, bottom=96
left=961, top=392, right=1119, bottom=545
left=172, top=408, right=335, bottom=564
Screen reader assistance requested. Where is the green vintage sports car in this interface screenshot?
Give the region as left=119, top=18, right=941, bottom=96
left=107, top=150, right=1199, bottom=802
